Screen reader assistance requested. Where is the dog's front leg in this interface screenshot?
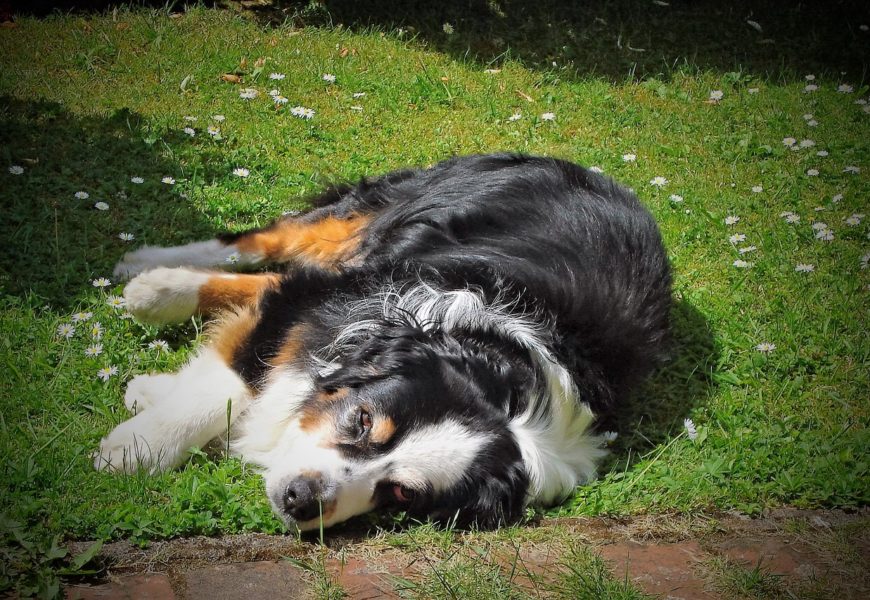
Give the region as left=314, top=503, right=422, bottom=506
left=93, top=348, right=250, bottom=474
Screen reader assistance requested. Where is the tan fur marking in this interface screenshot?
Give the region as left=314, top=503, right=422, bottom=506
left=198, top=273, right=280, bottom=315
left=271, top=324, right=310, bottom=368
left=234, top=214, right=370, bottom=268
left=370, top=416, right=396, bottom=446
left=298, top=406, right=328, bottom=434
left=209, top=307, right=259, bottom=364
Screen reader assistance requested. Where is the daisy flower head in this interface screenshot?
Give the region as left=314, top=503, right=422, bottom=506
left=131, top=176, right=144, bottom=184
left=233, top=167, right=250, bottom=178
left=212, top=114, right=226, bottom=122
left=442, top=22, right=454, bottom=35
left=269, top=72, right=286, bottom=80
left=755, top=342, right=776, bottom=353
left=729, top=233, right=746, bottom=244
left=184, top=115, right=197, bottom=122
left=106, top=295, right=127, bottom=309
left=782, top=137, right=797, bottom=147
left=71, top=311, right=93, bottom=323
left=795, top=263, right=815, bottom=273
left=843, top=165, right=860, bottom=174
left=684, top=418, right=698, bottom=440
left=322, top=73, right=336, bottom=83
left=274, top=96, right=289, bottom=105
left=162, top=176, right=175, bottom=185
left=290, top=106, right=315, bottom=119
left=832, top=193, right=844, bottom=203
left=845, top=213, right=864, bottom=226
left=148, top=339, right=170, bottom=352
left=811, top=221, right=829, bottom=230
left=268, top=88, right=280, bottom=97
left=732, top=259, right=752, bottom=268
left=807, top=119, right=818, bottom=127
left=183, top=127, right=195, bottom=137
left=805, top=74, right=816, bottom=81
left=75, top=191, right=89, bottom=200
left=239, top=88, right=258, bottom=100
left=602, top=431, right=618, bottom=445
left=352, top=92, right=366, bottom=98
left=226, top=251, right=241, bottom=264
left=94, top=201, right=109, bottom=211
left=806, top=168, right=819, bottom=177
left=57, top=323, right=76, bottom=339
left=669, top=194, right=684, bottom=203
left=709, top=90, right=724, bottom=102
left=118, top=232, right=135, bottom=242
left=738, top=245, right=757, bottom=254
left=861, top=252, right=870, bottom=269
left=97, top=365, right=118, bottom=382
left=649, top=176, right=668, bottom=187
left=540, top=112, right=556, bottom=121
left=751, top=185, right=763, bottom=193
left=90, top=322, right=104, bottom=339
left=724, top=215, right=740, bottom=225
left=804, top=84, right=818, bottom=93
left=816, top=150, right=828, bottom=157
left=815, top=228, right=834, bottom=241
left=622, top=153, right=637, bottom=162
left=207, top=125, right=221, bottom=136
left=8, top=165, right=24, bottom=175
left=803, top=113, right=813, bottom=120
left=837, top=83, right=854, bottom=93
left=508, top=112, right=522, bottom=122
left=799, top=139, right=815, bottom=148
left=92, top=277, right=111, bottom=288
left=85, top=344, right=103, bottom=357
left=747, top=87, right=759, bottom=94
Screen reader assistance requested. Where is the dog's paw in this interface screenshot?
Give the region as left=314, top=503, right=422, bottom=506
left=124, top=373, right=177, bottom=414
left=93, top=414, right=182, bottom=474
left=124, top=268, right=209, bottom=325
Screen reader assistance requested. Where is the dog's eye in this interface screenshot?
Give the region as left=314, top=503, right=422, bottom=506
left=392, top=484, right=416, bottom=503
left=358, top=409, right=373, bottom=435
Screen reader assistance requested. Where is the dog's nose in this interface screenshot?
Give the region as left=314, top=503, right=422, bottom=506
left=283, top=476, right=323, bottom=522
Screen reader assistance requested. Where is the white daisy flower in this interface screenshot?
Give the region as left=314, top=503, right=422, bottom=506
left=94, top=201, right=110, bottom=211
left=540, top=112, right=556, bottom=121
left=97, top=365, right=118, bottom=382
left=442, top=22, right=454, bottom=35
left=858, top=99, right=869, bottom=105
left=782, top=137, right=797, bottom=147
left=844, top=213, right=864, bottom=226
left=8, top=165, right=24, bottom=175
left=233, top=167, right=250, bottom=178
left=832, top=193, right=843, bottom=203
left=804, top=84, right=818, bottom=93
left=738, top=245, right=757, bottom=254
left=669, top=194, right=684, bottom=203
left=71, top=311, right=93, bottom=323
left=837, top=83, right=854, bottom=93
left=794, top=263, right=815, bottom=273
left=816, top=150, right=828, bottom=157
left=89, top=322, right=104, bottom=339
left=349, top=105, right=363, bottom=111
left=815, top=228, right=834, bottom=241
left=732, top=259, right=752, bottom=268
left=805, top=74, right=816, bottom=81
left=57, top=323, right=76, bottom=339
left=322, top=73, right=336, bottom=83
left=602, top=431, right=618, bottom=445
left=811, top=221, right=829, bottom=230
left=861, top=252, right=870, bottom=269
left=649, top=176, right=668, bottom=187
left=747, top=87, right=760, bottom=94
left=75, top=191, right=90, bottom=199
left=622, top=153, right=637, bottom=162
left=843, top=165, right=860, bottom=174
left=508, top=112, right=522, bottom=122
left=709, top=90, right=724, bottom=101
left=268, top=88, right=280, bottom=97
left=239, top=88, right=258, bottom=100
left=183, top=127, right=195, bottom=136
left=684, top=418, right=698, bottom=440
left=861, top=24, right=869, bottom=31
left=291, top=106, right=315, bottom=119
left=107, top=295, right=127, bottom=308
left=184, top=116, right=197, bottom=122
left=226, top=251, right=241, bottom=264
left=807, top=119, right=818, bottom=127
left=130, top=176, right=144, bottom=184
left=352, top=92, right=366, bottom=98
left=162, top=176, right=175, bottom=185
left=118, top=232, right=135, bottom=242
left=85, top=344, right=103, bottom=357
left=269, top=72, right=286, bottom=80
left=755, top=342, right=776, bottom=353
left=92, top=277, right=111, bottom=288
left=207, top=125, right=221, bottom=137
left=212, top=114, right=226, bottom=122
left=803, top=113, right=813, bottom=120
left=806, top=169, right=819, bottom=176
left=729, top=233, right=746, bottom=244
left=751, top=185, right=763, bottom=193
left=785, top=214, right=800, bottom=223
left=724, top=215, right=740, bottom=225
left=799, top=139, right=815, bottom=148
left=148, top=339, right=170, bottom=352
left=274, top=96, right=289, bottom=105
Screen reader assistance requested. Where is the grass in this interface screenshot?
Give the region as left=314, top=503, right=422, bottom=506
left=0, top=2, right=868, bottom=597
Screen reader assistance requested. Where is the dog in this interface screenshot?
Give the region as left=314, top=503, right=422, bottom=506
left=94, top=153, right=672, bottom=531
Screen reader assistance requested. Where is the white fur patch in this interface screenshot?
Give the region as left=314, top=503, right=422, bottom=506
left=124, top=267, right=211, bottom=325
left=94, top=348, right=250, bottom=474
left=114, top=239, right=263, bottom=279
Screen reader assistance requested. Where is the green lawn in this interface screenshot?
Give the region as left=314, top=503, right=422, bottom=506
left=0, top=4, right=868, bottom=597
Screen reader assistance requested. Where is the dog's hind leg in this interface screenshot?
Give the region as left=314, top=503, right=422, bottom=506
left=113, top=210, right=371, bottom=279
left=94, top=345, right=251, bottom=474
left=123, top=268, right=281, bottom=325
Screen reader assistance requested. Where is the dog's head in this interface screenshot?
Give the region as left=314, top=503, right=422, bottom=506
left=258, top=323, right=533, bottom=531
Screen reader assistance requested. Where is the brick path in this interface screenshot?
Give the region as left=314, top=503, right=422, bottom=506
left=62, top=508, right=869, bottom=599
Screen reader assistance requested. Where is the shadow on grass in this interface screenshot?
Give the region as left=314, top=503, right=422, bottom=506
left=252, top=0, right=870, bottom=83
left=0, top=96, right=216, bottom=308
